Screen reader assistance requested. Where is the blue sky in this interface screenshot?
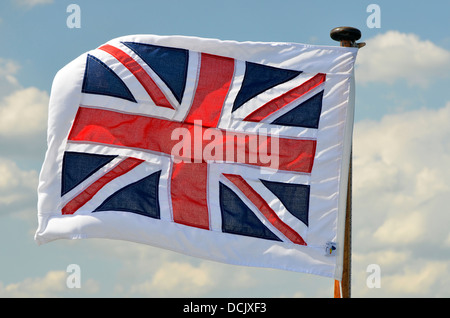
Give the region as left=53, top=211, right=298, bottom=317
left=1, top=0, right=449, bottom=297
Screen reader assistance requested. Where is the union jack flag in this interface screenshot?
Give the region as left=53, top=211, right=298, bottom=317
left=36, top=35, right=357, bottom=279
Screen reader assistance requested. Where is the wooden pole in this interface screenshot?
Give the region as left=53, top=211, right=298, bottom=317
left=330, top=27, right=364, bottom=298
left=342, top=155, right=352, bottom=298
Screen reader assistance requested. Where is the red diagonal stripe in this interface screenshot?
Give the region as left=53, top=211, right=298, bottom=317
left=62, top=157, right=144, bottom=215
left=244, top=73, right=326, bottom=122
left=223, top=173, right=306, bottom=246
left=99, top=44, right=174, bottom=109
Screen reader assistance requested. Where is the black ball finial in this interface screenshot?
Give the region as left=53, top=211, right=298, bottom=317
left=330, top=27, right=364, bottom=48
left=330, top=27, right=361, bottom=42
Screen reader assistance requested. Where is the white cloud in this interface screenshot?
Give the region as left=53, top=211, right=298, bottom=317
left=353, top=250, right=410, bottom=270
left=0, top=270, right=99, bottom=297
left=103, top=241, right=257, bottom=297
left=0, top=87, right=48, bottom=137
left=0, top=57, right=48, bottom=138
left=0, top=271, right=65, bottom=297
left=14, top=0, right=54, bottom=9
left=356, top=31, right=450, bottom=87
left=0, top=158, right=38, bottom=218
left=0, top=58, right=20, bottom=83
left=0, top=159, right=37, bottom=196
left=352, top=102, right=450, bottom=296
left=382, top=261, right=449, bottom=296
left=0, top=57, right=48, bottom=164
left=130, top=261, right=215, bottom=297
left=353, top=253, right=450, bottom=297
left=0, top=58, right=21, bottom=96
left=90, top=239, right=330, bottom=297
left=373, top=211, right=425, bottom=244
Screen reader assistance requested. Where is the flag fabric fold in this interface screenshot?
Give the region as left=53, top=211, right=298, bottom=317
left=35, top=34, right=357, bottom=279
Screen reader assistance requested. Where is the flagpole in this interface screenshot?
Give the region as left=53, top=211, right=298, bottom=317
left=330, top=26, right=364, bottom=298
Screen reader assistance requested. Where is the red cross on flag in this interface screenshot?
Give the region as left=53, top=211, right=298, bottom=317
left=35, top=34, right=357, bottom=279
